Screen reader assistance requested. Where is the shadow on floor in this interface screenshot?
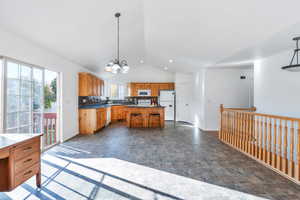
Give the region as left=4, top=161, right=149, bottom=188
left=1, top=153, right=268, bottom=200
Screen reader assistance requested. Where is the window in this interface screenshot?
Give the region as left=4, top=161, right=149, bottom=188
left=110, top=84, right=118, bottom=99
left=4, top=61, right=44, bottom=133
left=108, top=83, right=127, bottom=99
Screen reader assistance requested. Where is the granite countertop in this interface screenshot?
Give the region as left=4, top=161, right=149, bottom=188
left=79, top=103, right=133, bottom=109
left=0, top=134, right=42, bottom=150
left=79, top=104, right=165, bottom=109
left=125, top=105, right=165, bottom=108
left=79, top=104, right=111, bottom=109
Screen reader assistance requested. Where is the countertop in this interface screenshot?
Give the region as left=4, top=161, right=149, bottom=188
left=79, top=104, right=164, bottom=109
left=0, top=134, right=42, bottom=150
left=79, top=104, right=125, bottom=109
left=125, top=105, right=165, bottom=108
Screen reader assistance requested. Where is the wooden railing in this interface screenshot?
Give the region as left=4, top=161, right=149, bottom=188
left=219, top=104, right=300, bottom=184
left=43, top=113, right=57, bottom=147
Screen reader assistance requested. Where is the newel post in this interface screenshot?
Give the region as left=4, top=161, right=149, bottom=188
left=219, top=104, right=224, bottom=139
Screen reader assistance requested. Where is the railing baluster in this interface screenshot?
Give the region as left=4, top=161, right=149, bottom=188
left=234, top=112, right=237, bottom=145
left=255, top=116, right=259, bottom=159
left=277, top=120, right=282, bottom=171
left=267, top=118, right=272, bottom=165
left=236, top=112, right=239, bottom=148
left=263, top=117, right=267, bottom=163
left=231, top=112, right=234, bottom=144
left=272, top=119, right=277, bottom=168
left=289, top=121, right=295, bottom=177
left=297, top=121, right=300, bottom=181
left=241, top=113, right=245, bottom=151
left=249, top=114, right=253, bottom=154
left=227, top=112, right=230, bottom=142
left=283, top=120, right=288, bottom=174
left=260, top=116, right=264, bottom=160
left=245, top=113, right=248, bottom=153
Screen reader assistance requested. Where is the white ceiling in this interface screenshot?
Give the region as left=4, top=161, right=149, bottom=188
left=0, top=0, right=300, bottom=73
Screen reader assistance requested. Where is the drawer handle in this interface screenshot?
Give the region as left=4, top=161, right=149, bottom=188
left=24, top=170, right=32, bottom=176
left=24, top=158, right=33, bottom=163
left=23, top=146, right=32, bottom=151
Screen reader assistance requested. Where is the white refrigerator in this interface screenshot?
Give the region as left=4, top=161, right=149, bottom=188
left=159, top=90, right=175, bottom=121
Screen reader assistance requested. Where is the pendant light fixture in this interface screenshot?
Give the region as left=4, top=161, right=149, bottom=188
left=282, top=37, right=300, bottom=72
left=105, top=13, right=129, bottom=74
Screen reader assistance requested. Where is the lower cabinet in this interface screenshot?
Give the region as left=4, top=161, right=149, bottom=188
left=79, top=108, right=107, bottom=134
left=111, top=105, right=126, bottom=122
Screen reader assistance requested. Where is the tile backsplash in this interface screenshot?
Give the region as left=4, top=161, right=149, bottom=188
left=79, top=96, right=134, bottom=106
left=79, top=96, right=106, bottom=106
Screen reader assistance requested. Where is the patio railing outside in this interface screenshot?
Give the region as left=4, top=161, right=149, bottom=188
left=43, top=113, right=57, bottom=147
left=33, top=112, right=57, bottom=148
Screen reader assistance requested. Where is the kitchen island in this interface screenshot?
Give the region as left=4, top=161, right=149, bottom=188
left=125, top=106, right=165, bottom=128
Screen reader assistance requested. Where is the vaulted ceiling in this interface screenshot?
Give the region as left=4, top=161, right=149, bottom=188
left=0, top=0, right=300, bottom=73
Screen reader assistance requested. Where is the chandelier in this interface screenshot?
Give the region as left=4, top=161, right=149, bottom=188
left=105, top=13, right=129, bottom=74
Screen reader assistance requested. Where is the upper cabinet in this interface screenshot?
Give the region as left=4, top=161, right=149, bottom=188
left=79, top=72, right=104, bottom=96
left=129, top=82, right=175, bottom=97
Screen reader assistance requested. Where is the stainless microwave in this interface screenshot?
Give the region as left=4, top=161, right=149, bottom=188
left=138, top=89, right=151, bottom=96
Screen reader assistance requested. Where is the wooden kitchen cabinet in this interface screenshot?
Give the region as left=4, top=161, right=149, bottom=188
left=111, top=105, right=126, bottom=122
left=151, top=84, right=160, bottom=97
left=78, top=72, right=104, bottom=96
left=129, top=83, right=137, bottom=96
left=79, top=72, right=93, bottom=96
left=129, top=82, right=175, bottom=97
left=79, top=108, right=107, bottom=134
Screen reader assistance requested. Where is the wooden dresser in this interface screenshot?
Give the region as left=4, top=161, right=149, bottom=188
left=0, top=134, right=42, bottom=192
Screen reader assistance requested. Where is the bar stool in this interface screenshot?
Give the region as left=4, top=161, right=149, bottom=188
left=148, top=113, right=161, bottom=128
left=130, top=113, right=143, bottom=128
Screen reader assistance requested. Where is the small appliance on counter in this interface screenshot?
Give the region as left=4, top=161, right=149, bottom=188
left=138, top=99, right=151, bottom=106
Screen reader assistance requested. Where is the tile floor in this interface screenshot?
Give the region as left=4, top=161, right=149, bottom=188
left=1, top=122, right=299, bottom=200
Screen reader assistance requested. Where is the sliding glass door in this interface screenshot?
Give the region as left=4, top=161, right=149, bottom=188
left=5, top=61, right=43, bottom=133
left=3, top=58, right=60, bottom=148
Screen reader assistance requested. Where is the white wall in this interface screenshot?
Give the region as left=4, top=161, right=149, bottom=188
left=176, top=67, right=253, bottom=131
left=190, top=70, right=206, bottom=128
left=254, top=50, right=300, bottom=118
left=0, top=28, right=89, bottom=141
left=204, top=68, right=253, bottom=130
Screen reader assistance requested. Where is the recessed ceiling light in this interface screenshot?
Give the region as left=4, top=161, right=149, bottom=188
left=140, top=60, right=144, bottom=64
left=164, top=67, right=168, bottom=70
left=169, top=59, right=173, bottom=63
